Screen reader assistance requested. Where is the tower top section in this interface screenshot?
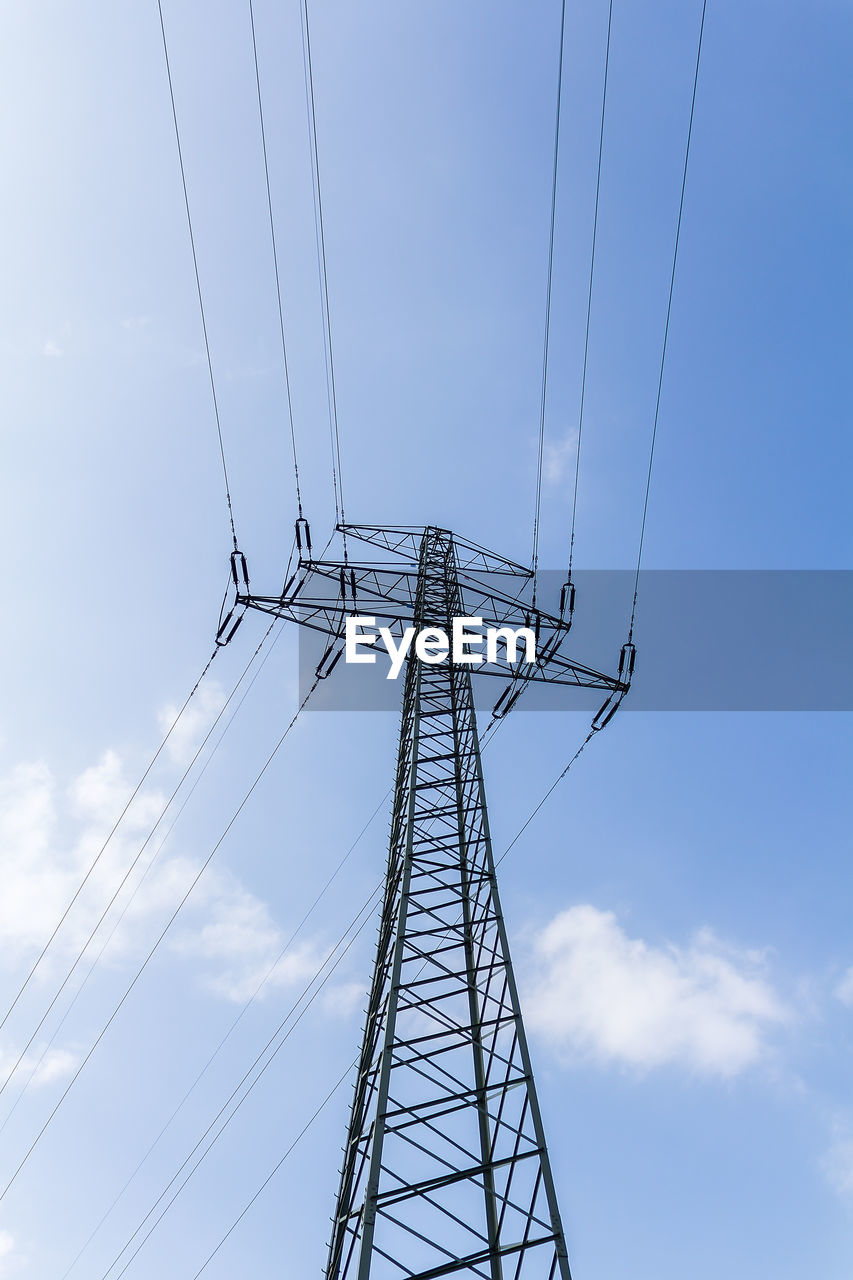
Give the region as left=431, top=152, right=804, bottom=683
left=221, top=522, right=633, bottom=721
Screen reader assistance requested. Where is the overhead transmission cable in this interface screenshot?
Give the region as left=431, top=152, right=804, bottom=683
left=190, top=1061, right=354, bottom=1280
left=629, top=0, right=707, bottom=641
left=495, top=728, right=596, bottom=867
left=59, top=784, right=389, bottom=1279
left=157, top=0, right=239, bottom=551
left=3, top=624, right=284, bottom=1138
left=59, top=709, right=547, bottom=1273
left=95, top=707, right=559, bottom=1274
left=299, top=0, right=347, bottom=539
left=99, top=885, right=383, bottom=1280
left=531, top=0, right=568, bottom=606
left=248, top=0, right=304, bottom=517
left=0, top=647, right=218, bottom=1039
left=0, top=674, right=320, bottom=1205
left=567, top=0, right=614, bottom=577
left=0, top=628, right=278, bottom=1106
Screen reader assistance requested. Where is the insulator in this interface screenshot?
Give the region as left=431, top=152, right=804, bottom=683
left=216, top=608, right=235, bottom=641
left=216, top=610, right=243, bottom=648
left=559, top=579, right=576, bottom=621
left=591, top=694, right=621, bottom=731
left=316, top=642, right=344, bottom=680
left=618, top=641, right=637, bottom=680
left=282, top=572, right=306, bottom=603
left=295, top=516, right=312, bottom=558
left=229, top=550, right=249, bottom=588
left=492, top=683, right=523, bottom=720
left=350, top=568, right=357, bottom=601
left=339, top=568, right=347, bottom=601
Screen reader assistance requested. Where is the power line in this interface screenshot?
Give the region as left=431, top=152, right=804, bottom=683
left=629, top=0, right=707, bottom=641
left=531, top=0, right=568, bottom=607
left=0, top=630, right=276, bottom=1106
left=248, top=0, right=304, bottom=518
left=495, top=728, right=596, bottom=868
left=0, top=647, right=218, bottom=1039
left=0, top=674, right=320, bottom=1205
left=59, top=782, right=388, bottom=1279
left=567, top=0, right=614, bottom=577
left=4, top=624, right=284, bottom=1148
left=157, top=0, right=239, bottom=551
left=101, top=885, right=382, bottom=1280
left=190, top=1061, right=354, bottom=1280
left=299, top=0, right=346, bottom=538
left=84, top=726, right=515, bottom=1274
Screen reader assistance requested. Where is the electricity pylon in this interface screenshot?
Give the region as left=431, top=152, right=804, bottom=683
left=225, top=523, right=632, bottom=1279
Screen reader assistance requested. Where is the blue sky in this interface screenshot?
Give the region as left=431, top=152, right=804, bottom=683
left=0, top=1, right=851, bottom=1277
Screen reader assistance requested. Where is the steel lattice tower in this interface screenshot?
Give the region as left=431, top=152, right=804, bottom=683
left=230, top=523, right=632, bottom=1279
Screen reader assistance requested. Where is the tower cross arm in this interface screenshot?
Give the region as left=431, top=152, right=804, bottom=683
left=235, top=555, right=629, bottom=694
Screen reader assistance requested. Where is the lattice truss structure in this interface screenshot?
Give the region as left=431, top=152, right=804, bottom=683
left=233, top=525, right=632, bottom=1279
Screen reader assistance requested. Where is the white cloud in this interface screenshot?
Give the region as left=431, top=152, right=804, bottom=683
left=171, top=871, right=323, bottom=1003
left=157, top=682, right=226, bottom=768
left=42, top=339, right=62, bottom=358
left=524, top=905, right=788, bottom=1077
left=70, top=750, right=163, bottom=837
left=121, top=315, right=150, bottom=330
left=0, top=762, right=78, bottom=957
left=0, top=1229, right=16, bottom=1279
left=543, top=429, right=578, bottom=485
left=835, top=968, right=853, bottom=1006
left=823, top=1117, right=853, bottom=1201
left=323, top=981, right=366, bottom=1018
left=28, top=1047, right=79, bottom=1087
left=0, top=1045, right=78, bottom=1091
left=0, top=695, right=305, bottom=1011
left=0, top=748, right=172, bottom=972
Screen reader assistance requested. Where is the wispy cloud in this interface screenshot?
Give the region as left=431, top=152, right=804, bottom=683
left=823, top=1115, right=853, bottom=1201
left=834, top=968, right=853, bottom=1006
left=322, top=981, right=365, bottom=1018
left=0, top=747, right=172, bottom=974
left=524, top=905, right=789, bottom=1077
left=171, top=872, right=324, bottom=1003
left=0, top=693, right=328, bottom=1040
left=543, top=429, right=578, bottom=486
left=42, top=339, right=62, bottom=358
left=157, top=682, right=226, bottom=768
left=0, top=1227, right=22, bottom=1280
left=0, top=1045, right=78, bottom=1090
